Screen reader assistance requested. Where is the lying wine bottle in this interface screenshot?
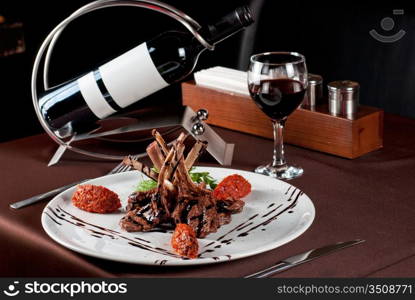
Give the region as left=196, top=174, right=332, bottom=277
left=39, top=6, right=253, bottom=135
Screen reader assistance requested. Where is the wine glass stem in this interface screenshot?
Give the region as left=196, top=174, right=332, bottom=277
left=272, top=119, right=286, bottom=168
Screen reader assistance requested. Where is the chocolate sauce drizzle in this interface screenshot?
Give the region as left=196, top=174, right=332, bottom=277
left=215, top=213, right=259, bottom=242
left=200, top=187, right=303, bottom=253
left=44, top=205, right=182, bottom=259
left=261, top=204, right=283, bottom=218
left=236, top=189, right=303, bottom=237
left=44, top=212, right=61, bottom=225
left=154, top=259, right=168, bottom=265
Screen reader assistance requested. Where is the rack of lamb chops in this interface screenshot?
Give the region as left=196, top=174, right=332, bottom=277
left=119, top=130, right=245, bottom=238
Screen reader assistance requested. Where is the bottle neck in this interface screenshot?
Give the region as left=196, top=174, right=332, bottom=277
left=197, top=6, right=254, bottom=47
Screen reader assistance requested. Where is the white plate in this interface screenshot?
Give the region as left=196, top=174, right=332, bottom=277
left=41, top=167, right=315, bottom=266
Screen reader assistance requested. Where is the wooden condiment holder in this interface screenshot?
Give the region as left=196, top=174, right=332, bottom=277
left=182, top=81, right=383, bottom=159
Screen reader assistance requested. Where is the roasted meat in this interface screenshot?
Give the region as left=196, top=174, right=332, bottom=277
left=119, top=130, right=244, bottom=239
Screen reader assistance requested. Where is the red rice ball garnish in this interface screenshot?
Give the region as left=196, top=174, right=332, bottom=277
left=213, top=174, right=251, bottom=201
left=171, top=223, right=199, bottom=259
left=71, top=184, right=121, bottom=213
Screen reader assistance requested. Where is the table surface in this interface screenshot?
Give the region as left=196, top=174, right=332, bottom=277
left=1, top=113, right=415, bottom=277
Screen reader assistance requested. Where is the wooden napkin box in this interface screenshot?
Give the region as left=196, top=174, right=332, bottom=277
left=182, top=81, right=383, bottom=159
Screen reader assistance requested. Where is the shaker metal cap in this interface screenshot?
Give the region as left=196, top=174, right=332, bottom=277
left=328, top=80, right=360, bottom=119
left=308, top=74, right=323, bottom=85
left=302, top=73, right=323, bottom=109
left=327, top=80, right=359, bottom=92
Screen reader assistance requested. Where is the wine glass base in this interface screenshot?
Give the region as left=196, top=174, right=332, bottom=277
left=254, top=164, right=303, bottom=180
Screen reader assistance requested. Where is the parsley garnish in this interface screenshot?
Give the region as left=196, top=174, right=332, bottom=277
left=136, top=167, right=217, bottom=191
left=189, top=167, right=217, bottom=189
left=136, top=179, right=157, bottom=192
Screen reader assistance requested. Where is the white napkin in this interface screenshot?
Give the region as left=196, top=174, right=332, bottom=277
left=194, top=66, right=250, bottom=96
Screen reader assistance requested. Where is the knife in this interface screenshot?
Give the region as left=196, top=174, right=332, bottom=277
left=245, top=239, right=365, bottom=278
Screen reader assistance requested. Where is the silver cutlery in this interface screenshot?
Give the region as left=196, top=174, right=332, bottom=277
left=245, top=239, right=365, bottom=278
left=9, top=154, right=140, bottom=210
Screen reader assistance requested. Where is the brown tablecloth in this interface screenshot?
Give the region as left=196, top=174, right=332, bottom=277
left=1, top=113, right=415, bottom=277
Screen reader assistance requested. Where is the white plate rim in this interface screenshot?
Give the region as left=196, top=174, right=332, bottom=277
left=41, top=167, right=315, bottom=266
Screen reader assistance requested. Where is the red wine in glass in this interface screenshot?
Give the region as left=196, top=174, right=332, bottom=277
left=249, top=78, right=306, bottom=121
left=248, top=51, right=307, bottom=179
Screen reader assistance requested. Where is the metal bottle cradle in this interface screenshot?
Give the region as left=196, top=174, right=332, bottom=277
left=32, top=0, right=234, bottom=166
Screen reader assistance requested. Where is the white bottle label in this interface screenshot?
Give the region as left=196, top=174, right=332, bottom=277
left=99, top=42, right=169, bottom=108
left=77, top=72, right=117, bottom=119
left=77, top=42, right=169, bottom=119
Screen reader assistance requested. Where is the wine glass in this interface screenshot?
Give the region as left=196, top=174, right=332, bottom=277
left=248, top=52, right=308, bottom=179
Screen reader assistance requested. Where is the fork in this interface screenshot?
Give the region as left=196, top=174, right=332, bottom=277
left=9, top=155, right=141, bottom=210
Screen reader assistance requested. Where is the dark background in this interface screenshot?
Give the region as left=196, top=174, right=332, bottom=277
left=0, top=0, right=414, bottom=142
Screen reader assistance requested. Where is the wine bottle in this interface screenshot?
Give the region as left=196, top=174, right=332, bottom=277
left=39, top=6, right=254, bottom=136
